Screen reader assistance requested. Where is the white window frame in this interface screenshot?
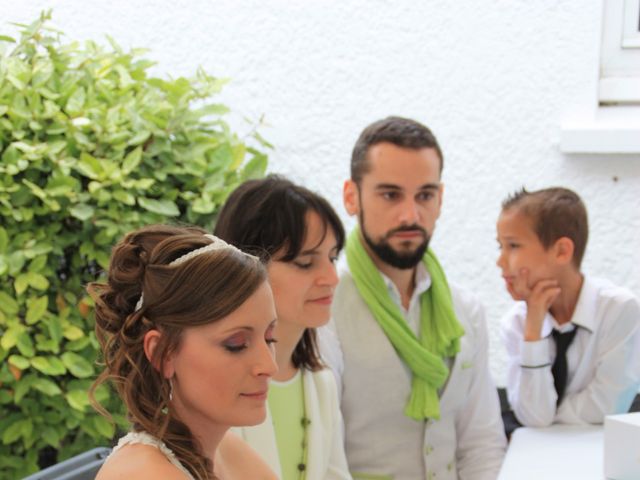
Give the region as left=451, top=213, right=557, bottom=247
left=599, top=0, right=640, bottom=104
left=560, top=0, right=640, bottom=153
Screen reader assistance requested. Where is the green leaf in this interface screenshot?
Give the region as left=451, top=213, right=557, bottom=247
left=75, top=152, right=102, bottom=179
left=0, top=35, right=16, bottom=43
left=127, top=130, right=151, bottom=146
left=28, top=255, right=48, bottom=273
left=7, top=252, right=26, bottom=276
left=61, top=351, right=94, bottom=378
left=1, top=326, right=23, bottom=350
left=0, top=227, right=8, bottom=253
left=30, top=356, right=65, bottom=375
left=8, top=354, right=30, bottom=370
left=63, top=324, right=84, bottom=341
left=230, top=143, right=246, bottom=170
left=28, top=272, right=49, bottom=290
left=41, top=427, right=60, bottom=447
left=241, top=153, right=268, bottom=181
left=93, top=415, right=115, bottom=438
left=2, top=420, right=26, bottom=445
left=46, top=174, right=78, bottom=196
left=122, top=146, right=142, bottom=174
left=16, top=332, right=35, bottom=357
left=65, top=86, right=86, bottom=114
left=48, top=316, right=64, bottom=345
left=66, top=389, right=90, bottom=411
left=64, top=336, right=90, bottom=352
left=46, top=356, right=66, bottom=375
left=194, top=103, right=229, bottom=116
left=24, top=243, right=53, bottom=259
left=252, top=131, right=275, bottom=149
left=209, top=143, right=234, bottom=170
left=0, top=389, right=12, bottom=404
left=137, top=197, right=180, bottom=216
left=0, top=291, right=19, bottom=314
left=112, top=190, right=135, bottom=205
left=14, top=379, right=32, bottom=403
left=26, top=296, right=48, bottom=324
left=33, top=378, right=62, bottom=396
left=14, top=274, right=29, bottom=295
left=69, top=204, right=95, bottom=221
left=192, top=195, right=216, bottom=214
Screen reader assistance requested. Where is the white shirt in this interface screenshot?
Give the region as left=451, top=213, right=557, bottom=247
left=501, top=275, right=640, bottom=427
left=382, top=258, right=431, bottom=333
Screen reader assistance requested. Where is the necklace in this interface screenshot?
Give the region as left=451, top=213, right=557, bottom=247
left=296, top=369, right=310, bottom=480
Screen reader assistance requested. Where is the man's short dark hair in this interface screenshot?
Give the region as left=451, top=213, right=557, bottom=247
left=351, top=116, right=443, bottom=184
left=502, top=187, right=589, bottom=269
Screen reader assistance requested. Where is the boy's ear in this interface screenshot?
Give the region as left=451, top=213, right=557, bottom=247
left=343, top=179, right=360, bottom=217
left=143, top=329, right=174, bottom=378
left=553, top=237, right=575, bottom=266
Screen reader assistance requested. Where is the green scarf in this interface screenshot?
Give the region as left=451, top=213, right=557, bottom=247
left=346, top=228, right=465, bottom=420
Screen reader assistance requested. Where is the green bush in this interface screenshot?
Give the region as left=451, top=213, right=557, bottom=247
left=0, top=11, right=270, bottom=478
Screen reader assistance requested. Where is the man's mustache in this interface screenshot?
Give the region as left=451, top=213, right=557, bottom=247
left=385, top=225, right=428, bottom=239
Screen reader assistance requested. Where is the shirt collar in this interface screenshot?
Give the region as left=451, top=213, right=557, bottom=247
left=540, top=275, right=595, bottom=336
left=379, top=261, right=432, bottom=308
left=569, top=275, right=597, bottom=333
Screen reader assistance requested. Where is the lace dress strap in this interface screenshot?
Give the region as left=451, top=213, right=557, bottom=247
left=107, top=431, right=196, bottom=479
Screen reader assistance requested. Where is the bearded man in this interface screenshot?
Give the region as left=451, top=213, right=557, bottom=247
left=320, top=117, right=506, bottom=480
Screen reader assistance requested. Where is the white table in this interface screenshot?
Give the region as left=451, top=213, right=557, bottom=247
left=497, top=424, right=604, bottom=480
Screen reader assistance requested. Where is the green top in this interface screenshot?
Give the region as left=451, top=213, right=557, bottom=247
left=268, top=369, right=307, bottom=480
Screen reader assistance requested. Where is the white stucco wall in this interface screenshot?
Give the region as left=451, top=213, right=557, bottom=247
left=3, top=1, right=639, bottom=385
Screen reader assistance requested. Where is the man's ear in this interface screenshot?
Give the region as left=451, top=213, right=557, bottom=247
left=553, top=237, right=575, bottom=266
left=436, top=182, right=444, bottom=216
left=143, top=329, right=174, bottom=378
left=343, top=179, right=360, bottom=217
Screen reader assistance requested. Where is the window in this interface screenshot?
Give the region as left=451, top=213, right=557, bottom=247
left=600, top=0, right=640, bottom=104
left=560, top=0, right=640, bottom=153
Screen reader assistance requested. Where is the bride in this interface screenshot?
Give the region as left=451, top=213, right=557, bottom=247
left=89, top=225, right=278, bottom=479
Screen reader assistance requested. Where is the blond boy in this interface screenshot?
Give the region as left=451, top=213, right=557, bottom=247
left=497, top=187, right=640, bottom=427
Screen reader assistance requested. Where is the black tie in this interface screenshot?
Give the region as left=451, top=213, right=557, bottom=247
left=551, top=328, right=578, bottom=405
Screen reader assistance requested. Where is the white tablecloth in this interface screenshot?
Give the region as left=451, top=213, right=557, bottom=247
left=497, top=425, right=604, bottom=480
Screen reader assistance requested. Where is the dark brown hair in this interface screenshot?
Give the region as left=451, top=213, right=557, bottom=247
left=351, top=116, right=443, bottom=184
left=214, top=175, right=345, bottom=371
left=502, top=187, right=589, bottom=268
left=89, top=225, right=266, bottom=480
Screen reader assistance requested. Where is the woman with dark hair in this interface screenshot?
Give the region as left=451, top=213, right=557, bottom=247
left=90, top=225, right=278, bottom=480
left=215, top=175, right=351, bottom=480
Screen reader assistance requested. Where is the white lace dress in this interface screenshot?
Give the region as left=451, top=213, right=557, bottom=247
left=106, top=431, right=195, bottom=479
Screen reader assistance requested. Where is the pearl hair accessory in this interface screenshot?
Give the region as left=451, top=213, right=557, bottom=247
left=134, top=234, right=255, bottom=311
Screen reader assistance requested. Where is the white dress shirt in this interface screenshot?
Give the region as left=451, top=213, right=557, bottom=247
left=501, top=275, right=640, bottom=427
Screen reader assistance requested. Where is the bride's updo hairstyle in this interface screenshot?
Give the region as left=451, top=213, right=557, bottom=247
left=89, top=225, right=266, bottom=480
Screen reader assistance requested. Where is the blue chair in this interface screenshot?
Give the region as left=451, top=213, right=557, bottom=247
left=22, top=447, right=111, bottom=480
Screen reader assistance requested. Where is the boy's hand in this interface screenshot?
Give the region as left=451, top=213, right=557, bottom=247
left=513, top=268, right=561, bottom=341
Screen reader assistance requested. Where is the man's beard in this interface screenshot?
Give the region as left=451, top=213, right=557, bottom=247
left=359, top=213, right=430, bottom=270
